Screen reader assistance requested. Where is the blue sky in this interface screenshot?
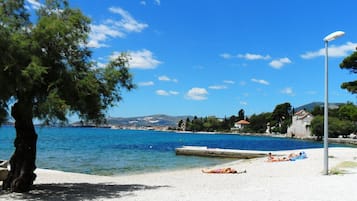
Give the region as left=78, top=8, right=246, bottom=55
left=27, top=0, right=357, bottom=118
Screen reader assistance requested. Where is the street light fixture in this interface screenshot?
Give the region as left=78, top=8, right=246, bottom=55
left=323, top=30, right=345, bottom=175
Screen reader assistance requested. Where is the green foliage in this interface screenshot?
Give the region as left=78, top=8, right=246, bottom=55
left=244, top=112, right=271, bottom=133
left=311, top=115, right=356, bottom=138
left=181, top=101, right=357, bottom=136
left=329, top=118, right=356, bottom=138
left=0, top=0, right=134, bottom=125
left=338, top=102, right=357, bottom=121
left=184, top=116, right=233, bottom=132
left=238, top=109, right=245, bottom=121
left=310, top=116, right=324, bottom=139
left=269, top=102, right=292, bottom=133
left=311, top=105, right=324, bottom=116
left=340, top=51, right=357, bottom=94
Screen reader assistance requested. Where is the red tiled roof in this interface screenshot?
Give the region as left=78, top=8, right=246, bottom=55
left=236, top=120, right=250, bottom=125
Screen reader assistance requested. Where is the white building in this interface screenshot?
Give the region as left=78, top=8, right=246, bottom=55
left=233, top=120, right=250, bottom=129
left=287, top=110, right=313, bottom=138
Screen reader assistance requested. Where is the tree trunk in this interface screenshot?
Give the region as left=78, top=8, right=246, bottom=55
left=2, top=101, right=37, bottom=193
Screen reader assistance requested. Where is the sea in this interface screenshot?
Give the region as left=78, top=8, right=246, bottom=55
left=0, top=126, right=345, bottom=176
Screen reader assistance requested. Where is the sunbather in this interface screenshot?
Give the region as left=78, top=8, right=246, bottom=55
left=201, top=167, right=246, bottom=174
left=267, top=152, right=289, bottom=162
left=267, top=152, right=307, bottom=162
left=289, top=151, right=307, bottom=161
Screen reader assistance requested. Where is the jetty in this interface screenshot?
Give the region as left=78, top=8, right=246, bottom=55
left=175, top=146, right=267, bottom=159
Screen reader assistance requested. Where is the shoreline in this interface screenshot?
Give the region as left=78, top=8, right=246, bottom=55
left=1, top=147, right=357, bottom=201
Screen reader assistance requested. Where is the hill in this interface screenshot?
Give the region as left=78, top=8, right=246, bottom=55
left=294, top=102, right=344, bottom=112
left=106, top=114, right=193, bottom=128
left=71, top=102, right=350, bottom=128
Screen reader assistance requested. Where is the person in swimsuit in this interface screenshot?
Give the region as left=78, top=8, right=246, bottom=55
left=267, top=152, right=289, bottom=162
left=201, top=167, right=246, bottom=174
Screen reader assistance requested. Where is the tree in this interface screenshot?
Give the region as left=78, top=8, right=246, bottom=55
left=311, top=105, right=324, bottom=116
left=0, top=0, right=134, bottom=192
left=245, top=112, right=271, bottom=133
left=271, top=103, right=292, bottom=123
left=238, top=109, right=245, bottom=121
left=270, top=102, right=292, bottom=133
left=311, top=116, right=356, bottom=139
left=338, top=102, right=357, bottom=121
left=310, top=116, right=324, bottom=140
left=340, top=51, right=357, bottom=95
left=177, top=119, right=184, bottom=130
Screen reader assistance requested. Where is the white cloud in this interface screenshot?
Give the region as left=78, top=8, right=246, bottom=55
left=88, top=24, right=124, bottom=48
left=281, top=87, right=295, bottom=96
left=251, top=78, right=270, bottom=85
left=240, top=101, right=248, bottom=106
left=169, top=90, right=179, bottom=95
left=110, top=49, right=160, bottom=69
left=209, top=85, right=227, bottom=90
left=220, top=53, right=232, bottom=59
left=156, top=90, right=169, bottom=96
left=158, top=76, right=170, bottom=81
left=129, top=49, right=161, bottom=69
left=26, top=0, right=42, bottom=10
left=155, top=0, right=161, bottom=5
left=108, top=7, right=148, bottom=33
left=185, top=88, right=208, bottom=100
left=301, top=50, right=323, bottom=59
left=223, top=80, right=235, bottom=84
left=88, top=7, right=148, bottom=48
left=301, top=42, right=357, bottom=59
left=158, top=75, right=178, bottom=82
left=140, top=0, right=160, bottom=6
left=238, top=53, right=271, bottom=60
left=156, top=90, right=179, bottom=96
left=96, top=62, right=106, bottom=69
left=138, top=81, right=154, bottom=86
left=269, top=57, right=291, bottom=69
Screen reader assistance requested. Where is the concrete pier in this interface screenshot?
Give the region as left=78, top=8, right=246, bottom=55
left=175, top=146, right=267, bottom=159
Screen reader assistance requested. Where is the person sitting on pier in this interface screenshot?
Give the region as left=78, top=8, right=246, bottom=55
left=201, top=167, right=246, bottom=174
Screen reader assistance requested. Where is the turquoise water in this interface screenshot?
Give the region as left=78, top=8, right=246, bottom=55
left=0, top=126, right=338, bottom=176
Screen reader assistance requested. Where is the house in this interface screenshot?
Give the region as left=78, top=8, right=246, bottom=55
left=287, top=110, right=313, bottom=138
left=234, top=120, right=250, bottom=129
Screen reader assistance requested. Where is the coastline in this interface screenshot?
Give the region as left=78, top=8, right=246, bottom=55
left=1, top=147, right=357, bottom=201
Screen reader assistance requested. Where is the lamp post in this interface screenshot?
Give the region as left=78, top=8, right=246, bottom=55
left=322, top=31, right=345, bottom=175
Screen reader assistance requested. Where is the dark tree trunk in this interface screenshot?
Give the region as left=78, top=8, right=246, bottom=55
left=2, top=101, right=37, bottom=193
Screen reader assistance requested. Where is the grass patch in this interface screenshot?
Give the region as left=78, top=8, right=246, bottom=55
left=338, top=161, right=357, bottom=168
left=329, top=168, right=346, bottom=175
left=330, top=161, right=357, bottom=175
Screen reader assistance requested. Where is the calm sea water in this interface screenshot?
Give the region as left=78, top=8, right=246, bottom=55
left=0, top=126, right=341, bottom=176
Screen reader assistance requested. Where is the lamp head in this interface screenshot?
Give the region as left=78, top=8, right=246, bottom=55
left=323, top=31, right=345, bottom=42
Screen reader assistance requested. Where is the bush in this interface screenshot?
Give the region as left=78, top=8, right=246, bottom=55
left=311, top=115, right=356, bottom=138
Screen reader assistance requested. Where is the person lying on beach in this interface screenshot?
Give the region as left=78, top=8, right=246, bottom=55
left=201, top=167, right=246, bottom=174
left=288, top=151, right=307, bottom=161
left=267, top=152, right=307, bottom=162
left=267, top=152, right=290, bottom=162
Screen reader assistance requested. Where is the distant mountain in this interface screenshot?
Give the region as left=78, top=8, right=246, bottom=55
left=106, top=114, right=193, bottom=127
left=294, top=102, right=344, bottom=112
left=72, top=101, right=351, bottom=128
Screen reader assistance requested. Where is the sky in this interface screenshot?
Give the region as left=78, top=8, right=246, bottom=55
left=26, top=0, right=357, bottom=118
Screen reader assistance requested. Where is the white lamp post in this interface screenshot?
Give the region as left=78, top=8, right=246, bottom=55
left=322, top=30, right=345, bottom=175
